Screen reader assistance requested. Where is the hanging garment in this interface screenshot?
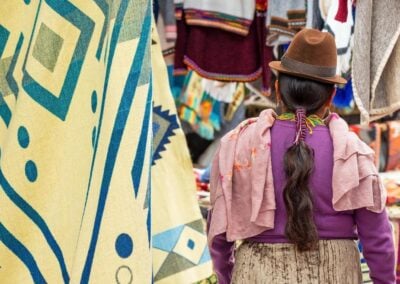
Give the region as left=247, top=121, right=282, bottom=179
left=159, top=0, right=177, bottom=42
left=151, top=28, right=213, bottom=283
left=333, top=78, right=354, bottom=109
left=183, top=0, right=255, bottom=36
left=352, top=0, right=400, bottom=123
left=321, top=0, right=354, bottom=77
left=0, top=0, right=153, bottom=283
left=202, top=80, right=237, bottom=103
left=175, top=7, right=273, bottom=95
left=179, top=72, right=222, bottom=140
left=266, top=0, right=306, bottom=47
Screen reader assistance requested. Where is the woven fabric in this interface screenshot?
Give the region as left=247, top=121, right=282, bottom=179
left=151, top=27, right=213, bottom=283
left=232, top=240, right=362, bottom=284
left=0, top=1, right=153, bottom=282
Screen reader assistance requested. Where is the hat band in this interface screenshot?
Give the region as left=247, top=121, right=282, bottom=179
left=281, top=56, right=336, bottom=78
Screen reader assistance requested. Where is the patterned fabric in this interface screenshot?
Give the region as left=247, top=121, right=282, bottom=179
left=277, top=112, right=325, bottom=134
left=178, top=72, right=222, bottom=140
left=151, top=26, right=213, bottom=283
left=183, top=0, right=255, bottom=36
left=232, top=240, right=362, bottom=283
left=322, top=0, right=354, bottom=78
left=0, top=0, right=153, bottom=283
left=266, top=0, right=306, bottom=47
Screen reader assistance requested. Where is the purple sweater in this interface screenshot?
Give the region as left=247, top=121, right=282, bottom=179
left=208, top=120, right=395, bottom=284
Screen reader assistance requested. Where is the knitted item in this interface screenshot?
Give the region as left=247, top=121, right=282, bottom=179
left=183, top=0, right=255, bottom=36
left=352, top=0, right=400, bottom=123
left=174, top=10, right=273, bottom=91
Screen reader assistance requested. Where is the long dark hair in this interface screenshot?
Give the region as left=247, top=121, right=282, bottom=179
left=278, top=73, right=334, bottom=251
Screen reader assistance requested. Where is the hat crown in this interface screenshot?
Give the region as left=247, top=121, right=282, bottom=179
left=284, top=29, right=337, bottom=68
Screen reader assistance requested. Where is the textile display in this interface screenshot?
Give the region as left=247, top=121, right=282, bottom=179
left=202, top=80, right=236, bottom=103
left=0, top=0, right=153, bottom=283
left=151, top=27, right=213, bottom=283
left=174, top=3, right=273, bottom=95
left=321, top=0, right=354, bottom=77
left=352, top=0, right=400, bottom=123
left=179, top=72, right=222, bottom=140
left=183, top=0, right=255, bottom=36
left=158, top=0, right=177, bottom=42
left=266, top=0, right=306, bottom=47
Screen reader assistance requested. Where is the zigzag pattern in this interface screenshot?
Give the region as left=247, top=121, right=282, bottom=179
left=152, top=105, right=179, bottom=165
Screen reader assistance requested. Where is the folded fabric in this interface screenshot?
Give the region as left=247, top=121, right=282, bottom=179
left=175, top=8, right=273, bottom=95
left=208, top=109, right=386, bottom=245
left=183, top=0, right=255, bottom=36
left=266, top=0, right=306, bottom=47
left=352, top=0, right=400, bottom=123
left=322, top=0, right=354, bottom=77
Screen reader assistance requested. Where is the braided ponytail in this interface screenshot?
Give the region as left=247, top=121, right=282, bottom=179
left=278, top=74, right=335, bottom=251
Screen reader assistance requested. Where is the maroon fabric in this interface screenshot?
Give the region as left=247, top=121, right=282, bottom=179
left=335, top=0, right=348, bottom=23
left=174, top=10, right=273, bottom=91
left=174, top=7, right=188, bottom=74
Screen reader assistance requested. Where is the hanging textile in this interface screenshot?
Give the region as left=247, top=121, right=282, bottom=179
left=0, top=0, right=153, bottom=283
left=202, top=80, right=237, bottom=103
left=352, top=0, right=400, bottom=123
left=321, top=0, right=354, bottom=78
left=175, top=3, right=272, bottom=95
left=183, top=0, right=255, bottom=36
left=159, top=0, right=177, bottom=42
left=151, top=27, right=213, bottom=283
left=266, top=0, right=306, bottom=47
left=178, top=72, right=221, bottom=140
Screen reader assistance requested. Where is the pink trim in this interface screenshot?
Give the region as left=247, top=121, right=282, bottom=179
left=184, top=55, right=262, bottom=82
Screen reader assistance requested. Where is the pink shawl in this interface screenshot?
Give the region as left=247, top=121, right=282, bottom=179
left=208, top=109, right=387, bottom=245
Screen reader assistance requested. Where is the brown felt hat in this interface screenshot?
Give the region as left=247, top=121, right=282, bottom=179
left=269, top=29, right=347, bottom=85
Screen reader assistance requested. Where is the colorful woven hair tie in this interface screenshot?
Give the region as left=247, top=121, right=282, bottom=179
left=294, top=108, right=307, bottom=145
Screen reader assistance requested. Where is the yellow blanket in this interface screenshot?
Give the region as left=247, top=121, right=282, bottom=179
left=0, top=0, right=152, bottom=282
left=151, top=27, right=213, bottom=283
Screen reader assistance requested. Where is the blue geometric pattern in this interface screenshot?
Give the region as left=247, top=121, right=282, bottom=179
left=152, top=105, right=179, bottom=165
left=153, top=220, right=211, bottom=281
left=22, top=0, right=95, bottom=121
left=0, top=0, right=154, bottom=283
left=81, top=1, right=152, bottom=282
left=0, top=169, right=69, bottom=282
left=153, top=225, right=184, bottom=252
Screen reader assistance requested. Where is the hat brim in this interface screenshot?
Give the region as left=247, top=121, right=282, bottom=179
left=269, top=61, right=347, bottom=85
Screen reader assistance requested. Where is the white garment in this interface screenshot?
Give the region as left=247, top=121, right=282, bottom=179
left=306, top=0, right=314, bottom=28
left=322, top=0, right=354, bottom=76
left=183, top=0, right=255, bottom=22
left=202, top=79, right=236, bottom=103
